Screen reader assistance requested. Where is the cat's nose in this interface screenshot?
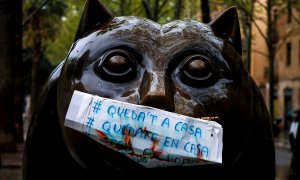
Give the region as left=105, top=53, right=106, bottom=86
left=139, top=71, right=174, bottom=111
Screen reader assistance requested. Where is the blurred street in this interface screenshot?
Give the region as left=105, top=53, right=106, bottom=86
left=0, top=130, right=293, bottom=180
left=275, top=130, right=293, bottom=180
left=0, top=144, right=23, bottom=180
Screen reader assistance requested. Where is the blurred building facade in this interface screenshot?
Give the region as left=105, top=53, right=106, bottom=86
left=276, top=4, right=300, bottom=129
left=250, top=1, right=269, bottom=108
left=251, top=0, right=300, bottom=129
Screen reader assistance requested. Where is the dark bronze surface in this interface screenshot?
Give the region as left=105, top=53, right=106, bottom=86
left=23, top=0, right=275, bottom=179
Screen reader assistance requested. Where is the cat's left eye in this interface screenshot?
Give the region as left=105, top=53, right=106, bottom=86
left=176, top=55, right=218, bottom=87
left=183, top=58, right=212, bottom=81
left=94, top=49, right=138, bottom=83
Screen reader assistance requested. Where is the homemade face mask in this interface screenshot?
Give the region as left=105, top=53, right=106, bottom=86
left=65, top=90, right=223, bottom=168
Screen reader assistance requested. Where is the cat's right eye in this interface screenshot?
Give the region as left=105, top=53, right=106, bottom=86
left=94, top=49, right=138, bottom=83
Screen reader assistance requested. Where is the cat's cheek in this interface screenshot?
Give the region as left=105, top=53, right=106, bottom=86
left=173, top=87, right=198, bottom=117
left=116, top=89, right=140, bottom=104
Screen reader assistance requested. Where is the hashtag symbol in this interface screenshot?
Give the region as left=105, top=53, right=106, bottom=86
left=84, top=116, right=94, bottom=136
left=86, top=117, right=94, bottom=129
left=92, top=100, right=101, bottom=114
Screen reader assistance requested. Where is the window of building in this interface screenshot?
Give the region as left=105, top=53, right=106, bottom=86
left=287, top=1, right=292, bottom=24
left=286, top=42, right=292, bottom=66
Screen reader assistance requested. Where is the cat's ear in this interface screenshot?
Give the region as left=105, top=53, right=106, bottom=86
left=74, top=0, right=114, bottom=42
left=208, top=7, right=242, bottom=55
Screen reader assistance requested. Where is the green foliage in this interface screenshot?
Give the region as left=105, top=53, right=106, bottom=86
left=25, top=0, right=216, bottom=65
left=44, top=0, right=187, bottom=64
left=23, top=0, right=67, bottom=48
left=101, top=0, right=186, bottom=23
left=102, top=0, right=144, bottom=16
left=45, top=1, right=84, bottom=64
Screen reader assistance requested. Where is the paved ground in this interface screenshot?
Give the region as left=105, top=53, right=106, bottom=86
left=0, top=144, right=23, bottom=180
left=275, top=130, right=292, bottom=180
left=0, top=132, right=293, bottom=180
left=276, top=148, right=292, bottom=180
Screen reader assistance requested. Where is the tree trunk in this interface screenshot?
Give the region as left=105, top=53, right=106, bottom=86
left=142, top=0, right=153, bottom=20
left=201, top=0, right=210, bottom=23
left=184, top=0, right=191, bottom=19
left=173, top=0, right=182, bottom=20
left=267, top=0, right=275, bottom=122
left=152, top=0, right=159, bottom=22
left=30, top=9, right=42, bottom=115
left=120, top=0, right=126, bottom=16
left=0, top=0, right=21, bottom=151
left=241, top=1, right=254, bottom=72
left=13, top=0, right=23, bottom=143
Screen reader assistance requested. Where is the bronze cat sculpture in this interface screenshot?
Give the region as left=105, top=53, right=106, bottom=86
left=23, top=0, right=275, bottom=179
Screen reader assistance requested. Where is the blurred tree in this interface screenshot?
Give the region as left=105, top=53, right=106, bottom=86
left=142, top=0, right=181, bottom=22
left=29, top=4, right=42, bottom=116
left=120, top=0, right=126, bottom=15
left=225, top=0, right=254, bottom=71
left=184, top=0, right=192, bottom=18
left=201, top=0, right=211, bottom=23
left=173, top=0, right=182, bottom=19
left=223, top=0, right=276, bottom=121
left=13, top=0, right=24, bottom=144
left=0, top=0, right=22, bottom=150
left=141, top=0, right=169, bottom=21
left=102, top=0, right=143, bottom=17
left=184, top=0, right=201, bottom=20
left=266, top=0, right=276, bottom=123
left=45, top=0, right=187, bottom=66
left=224, top=0, right=300, bottom=122
left=45, top=0, right=84, bottom=64
left=23, top=0, right=67, bottom=114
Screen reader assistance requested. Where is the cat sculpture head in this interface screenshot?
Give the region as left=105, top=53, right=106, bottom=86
left=24, top=0, right=275, bottom=179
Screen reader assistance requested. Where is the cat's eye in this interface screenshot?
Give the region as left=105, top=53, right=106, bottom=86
left=177, top=55, right=218, bottom=87
left=94, top=49, right=138, bottom=83
left=183, top=59, right=212, bottom=80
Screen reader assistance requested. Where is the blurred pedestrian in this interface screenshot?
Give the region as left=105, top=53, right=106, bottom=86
left=289, top=108, right=300, bottom=180
left=289, top=110, right=299, bottom=150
